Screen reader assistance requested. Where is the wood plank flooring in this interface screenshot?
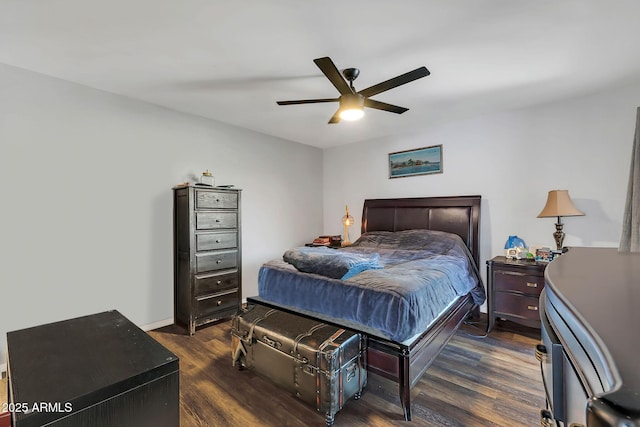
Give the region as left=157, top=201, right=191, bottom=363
left=0, top=377, right=6, bottom=410
left=148, top=317, right=545, bottom=427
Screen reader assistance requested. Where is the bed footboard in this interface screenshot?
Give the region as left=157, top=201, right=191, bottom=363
left=366, top=294, right=475, bottom=421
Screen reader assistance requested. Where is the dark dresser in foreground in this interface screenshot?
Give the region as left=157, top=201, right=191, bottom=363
left=6, top=310, right=179, bottom=427
left=173, top=185, right=242, bottom=335
left=486, top=256, right=547, bottom=332
left=539, top=247, right=640, bottom=427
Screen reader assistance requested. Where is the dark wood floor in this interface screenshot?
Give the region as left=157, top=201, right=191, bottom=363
left=148, top=317, right=545, bottom=427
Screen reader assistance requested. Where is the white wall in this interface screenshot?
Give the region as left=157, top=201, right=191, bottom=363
left=323, top=82, right=640, bottom=275
left=0, top=63, right=323, bottom=365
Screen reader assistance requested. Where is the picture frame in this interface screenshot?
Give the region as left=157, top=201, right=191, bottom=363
left=388, top=144, right=443, bottom=179
left=535, top=247, right=552, bottom=262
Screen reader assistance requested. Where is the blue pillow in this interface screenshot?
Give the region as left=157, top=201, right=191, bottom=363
left=283, top=247, right=382, bottom=280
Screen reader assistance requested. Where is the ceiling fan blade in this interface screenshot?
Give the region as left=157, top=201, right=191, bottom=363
left=277, top=98, right=338, bottom=105
left=358, top=66, right=430, bottom=98
left=314, top=57, right=353, bottom=96
left=328, top=109, right=341, bottom=124
left=364, top=99, right=409, bottom=114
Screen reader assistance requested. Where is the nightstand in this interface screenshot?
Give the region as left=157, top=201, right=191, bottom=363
left=486, top=256, right=547, bottom=333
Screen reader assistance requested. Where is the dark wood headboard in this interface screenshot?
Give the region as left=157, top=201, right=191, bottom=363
left=361, top=195, right=481, bottom=267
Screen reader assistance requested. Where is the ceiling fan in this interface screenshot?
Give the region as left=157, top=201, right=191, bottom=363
left=277, top=57, right=430, bottom=124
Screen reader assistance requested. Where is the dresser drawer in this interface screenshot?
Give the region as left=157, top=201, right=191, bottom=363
left=196, top=250, right=238, bottom=273
left=196, top=211, right=237, bottom=230
left=196, top=290, right=238, bottom=317
left=196, top=232, right=237, bottom=251
left=495, top=292, right=541, bottom=321
left=494, top=271, right=544, bottom=296
left=195, top=270, right=239, bottom=296
left=196, top=190, right=238, bottom=209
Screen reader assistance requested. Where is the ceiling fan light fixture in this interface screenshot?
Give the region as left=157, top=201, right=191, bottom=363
left=276, top=57, right=430, bottom=124
left=339, top=94, right=365, bottom=121
left=339, top=107, right=364, bottom=121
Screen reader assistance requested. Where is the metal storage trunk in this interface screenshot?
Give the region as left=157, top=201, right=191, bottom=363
left=231, top=304, right=366, bottom=426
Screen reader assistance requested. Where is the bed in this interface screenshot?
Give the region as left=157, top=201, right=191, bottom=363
left=247, top=195, right=484, bottom=421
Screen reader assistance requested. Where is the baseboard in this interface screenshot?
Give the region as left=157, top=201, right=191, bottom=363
left=140, top=317, right=173, bottom=332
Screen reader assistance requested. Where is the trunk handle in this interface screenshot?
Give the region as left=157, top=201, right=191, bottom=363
left=262, top=335, right=282, bottom=350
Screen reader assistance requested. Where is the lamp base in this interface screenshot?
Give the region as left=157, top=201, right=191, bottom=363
left=553, top=221, right=565, bottom=251
left=342, top=224, right=351, bottom=247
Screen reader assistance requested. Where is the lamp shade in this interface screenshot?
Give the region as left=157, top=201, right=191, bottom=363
left=537, top=190, right=584, bottom=218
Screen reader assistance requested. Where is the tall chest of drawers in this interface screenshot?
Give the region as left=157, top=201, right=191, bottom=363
left=173, top=185, right=242, bottom=335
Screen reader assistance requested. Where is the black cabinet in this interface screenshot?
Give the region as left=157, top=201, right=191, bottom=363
left=6, top=310, right=179, bottom=427
left=173, top=185, right=242, bottom=334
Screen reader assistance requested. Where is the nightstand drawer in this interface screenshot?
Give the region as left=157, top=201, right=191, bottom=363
left=495, top=292, right=541, bottom=321
left=494, top=271, right=544, bottom=296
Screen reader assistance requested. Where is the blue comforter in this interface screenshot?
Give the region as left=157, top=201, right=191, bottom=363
left=258, top=229, right=485, bottom=343
left=283, top=246, right=382, bottom=280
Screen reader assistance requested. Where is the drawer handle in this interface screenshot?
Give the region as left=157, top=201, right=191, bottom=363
left=216, top=280, right=222, bottom=285
left=216, top=199, right=220, bottom=202
left=527, top=305, right=538, bottom=311
left=535, top=344, right=547, bottom=362
left=216, top=300, right=222, bottom=306
left=501, top=271, right=527, bottom=277
left=215, top=219, right=221, bottom=223
left=526, top=282, right=538, bottom=288
left=540, top=409, right=554, bottom=426
left=216, top=260, right=222, bottom=264
left=216, top=239, right=221, bottom=243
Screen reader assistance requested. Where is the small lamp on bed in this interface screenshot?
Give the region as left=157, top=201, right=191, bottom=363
left=342, top=205, right=354, bottom=247
left=537, top=190, right=584, bottom=250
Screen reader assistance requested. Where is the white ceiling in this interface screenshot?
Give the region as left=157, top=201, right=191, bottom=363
left=3, top=1, right=640, bottom=148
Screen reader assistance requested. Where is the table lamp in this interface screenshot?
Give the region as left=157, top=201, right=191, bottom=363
left=537, top=190, right=584, bottom=250
left=342, top=205, right=354, bottom=247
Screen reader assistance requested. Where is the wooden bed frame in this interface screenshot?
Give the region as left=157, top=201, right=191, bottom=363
left=248, top=195, right=482, bottom=421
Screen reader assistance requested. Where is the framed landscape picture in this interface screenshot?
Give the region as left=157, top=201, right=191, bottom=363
left=388, top=144, right=443, bottom=178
